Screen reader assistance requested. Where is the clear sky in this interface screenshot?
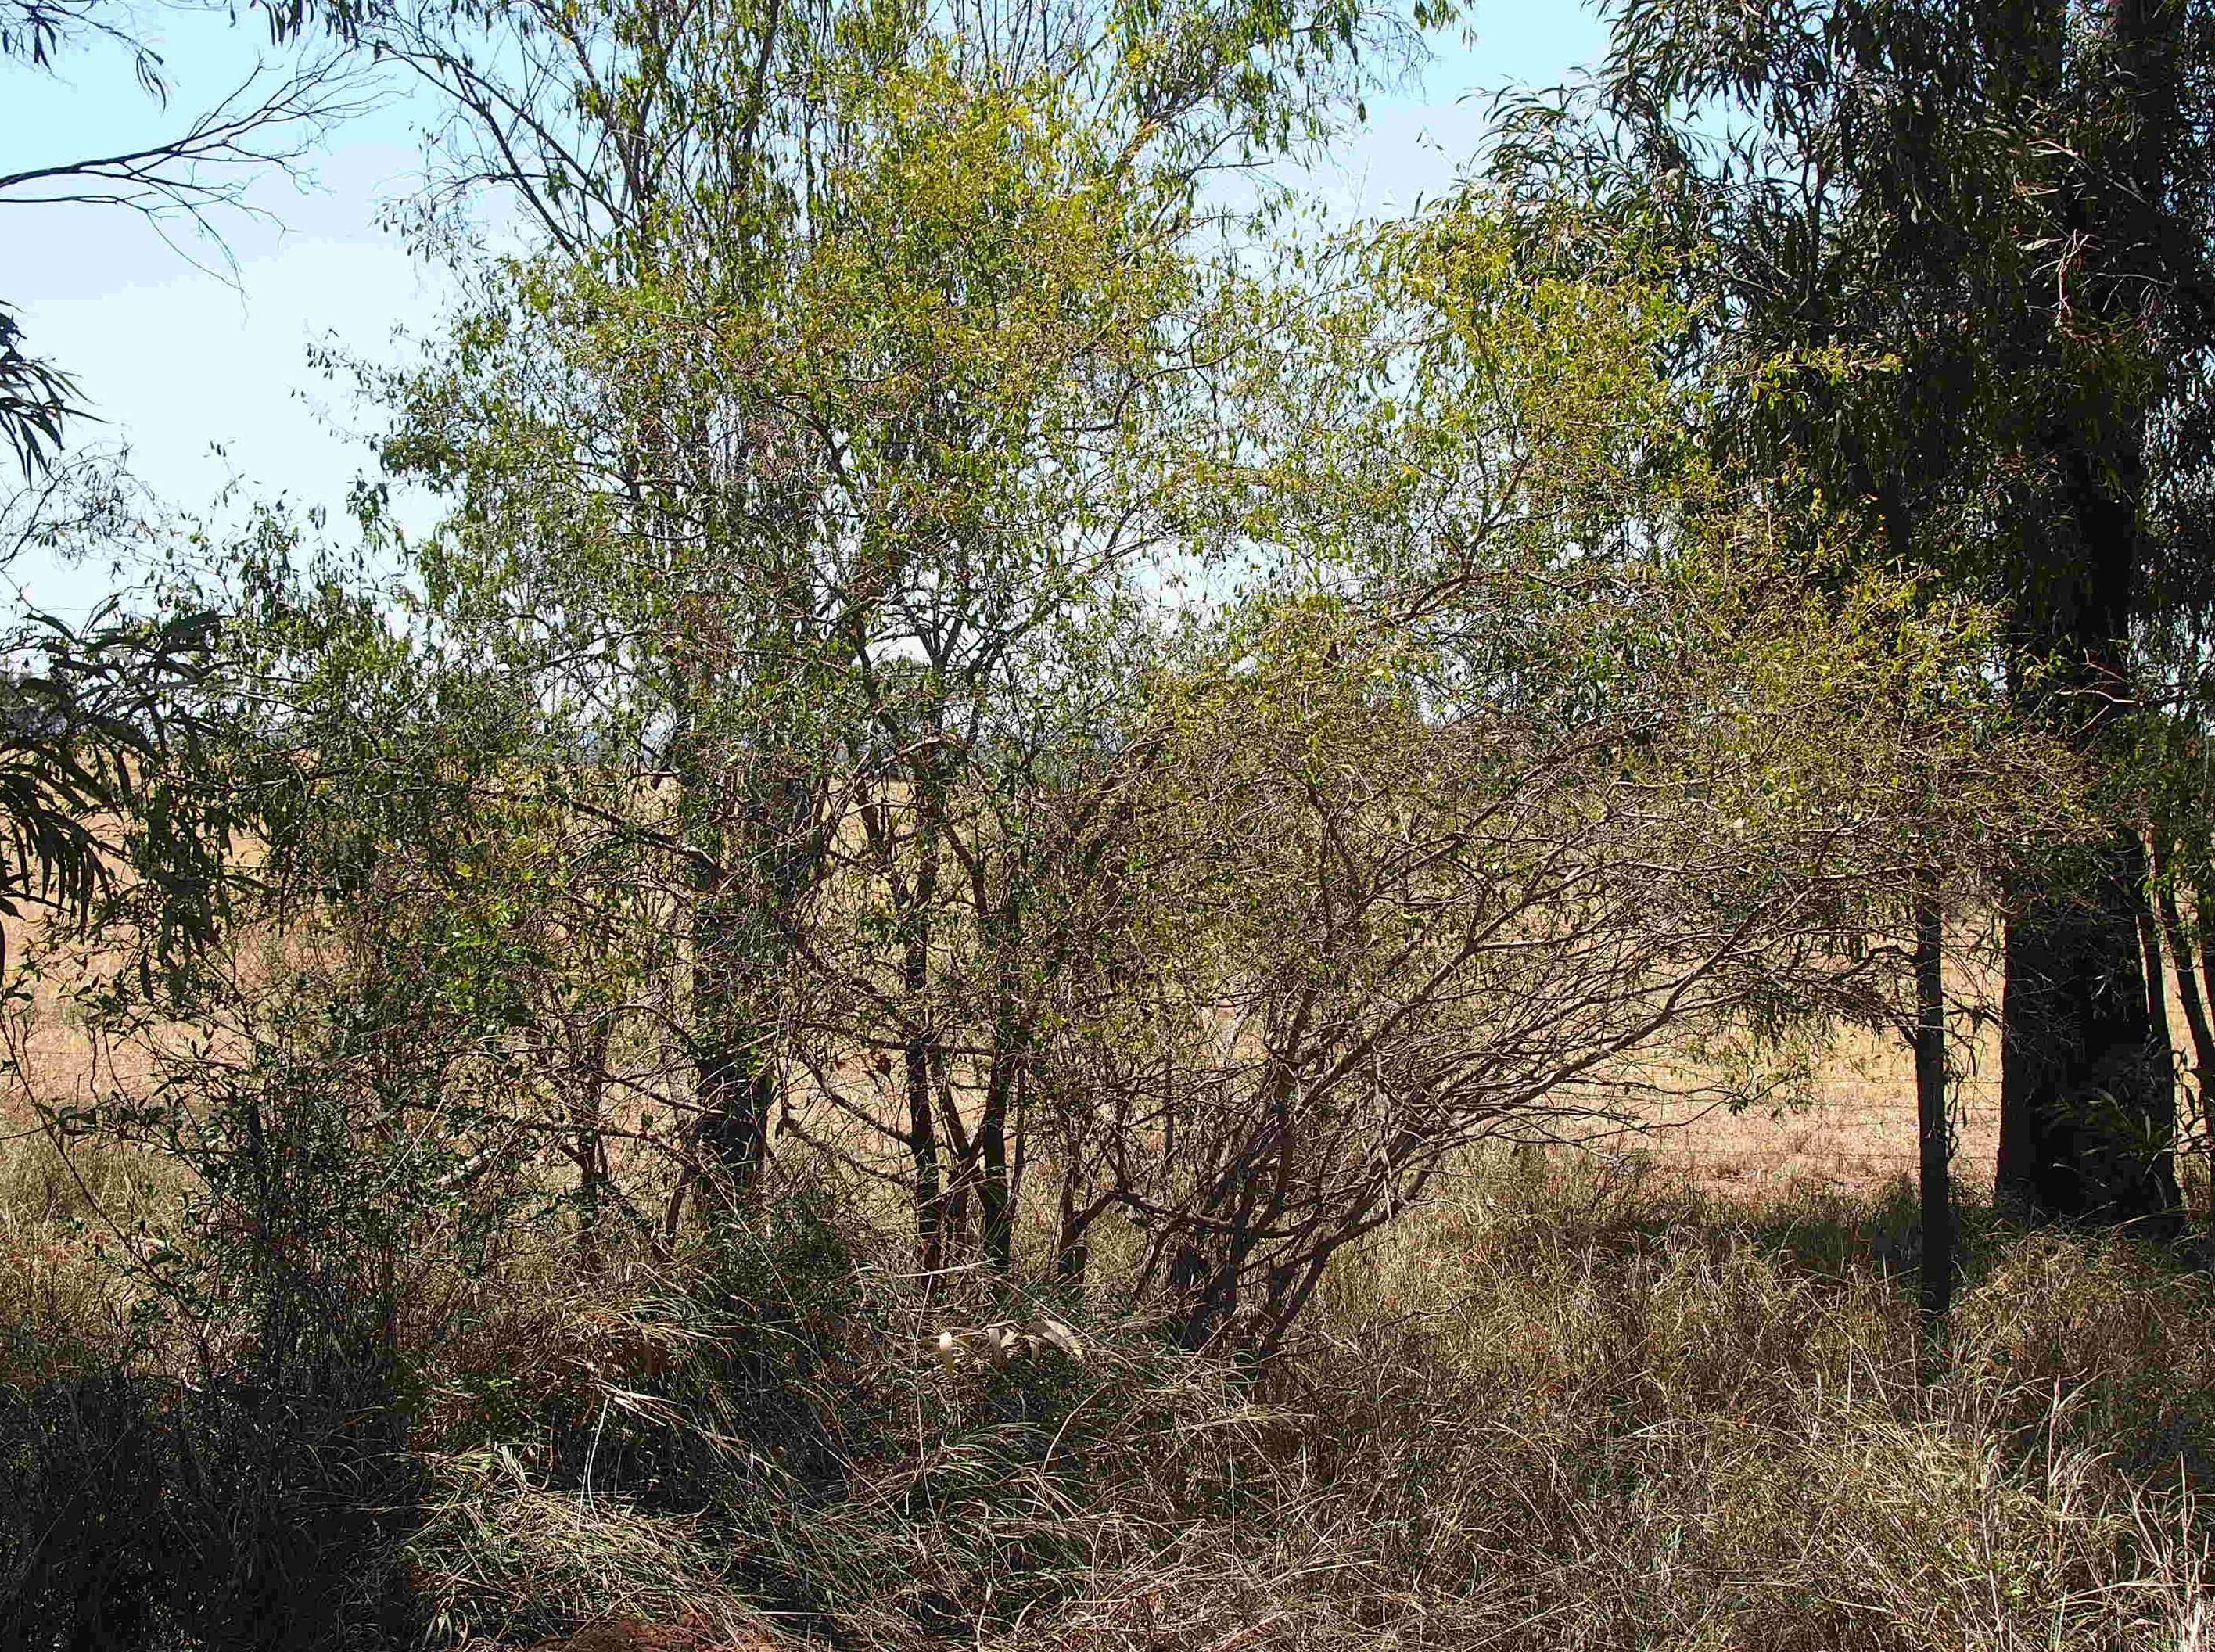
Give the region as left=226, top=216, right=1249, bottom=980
left=0, top=1, right=1611, bottom=613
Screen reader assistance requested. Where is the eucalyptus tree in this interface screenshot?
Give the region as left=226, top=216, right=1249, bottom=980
left=1481, top=0, right=2215, bottom=1223
left=0, top=0, right=381, bottom=981
left=365, top=0, right=1427, bottom=1248
left=0, top=484, right=238, bottom=982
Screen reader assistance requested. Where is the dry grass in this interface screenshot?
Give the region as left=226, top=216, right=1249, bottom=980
left=1623, top=925, right=2215, bottom=1209
left=8, top=911, right=2215, bottom=1649
left=377, top=1151, right=2215, bottom=1651
left=7, top=1116, right=2215, bottom=1648
left=410, top=1474, right=775, bottom=1647
left=1628, top=1013, right=2004, bottom=1196
left=1011, top=1152, right=2215, bottom=1650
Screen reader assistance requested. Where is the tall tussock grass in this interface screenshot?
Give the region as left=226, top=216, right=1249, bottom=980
left=5, top=1133, right=2214, bottom=1650
left=1072, top=1154, right=2215, bottom=1652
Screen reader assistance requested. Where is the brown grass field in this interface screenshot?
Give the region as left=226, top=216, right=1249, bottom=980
left=1635, top=1015, right=2005, bottom=1194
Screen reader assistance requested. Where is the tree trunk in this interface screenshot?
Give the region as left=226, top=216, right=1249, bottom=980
left=569, top=1033, right=612, bottom=1279
left=2152, top=843, right=2215, bottom=1214
left=1992, top=444, right=2174, bottom=1223
left=903, top=763, right=948, bottom=1274
left=691, top=869, right=773, bottom=1191
left=1998, top=831, right=2180, bottom=1219
left=903, top=941, right=943, bottom=1273
left=2154, top=858, right=2213, bottom=1086
left=978, top=1054, right=1014, bottom=1275
left=2197, top=874, right=2215, bottom=1198
left=1054, top=1164, right=1090, bottom=1287
left=1994, top=0, right=2188, bottom=1228
left=2138, top=884, right=2175, bottom=1079
left=670, top=730, right=815, bottom=1223
left=1914, top=883, right=1954, bottom=1322
left=1994, top=464, right=2177, bottom=1220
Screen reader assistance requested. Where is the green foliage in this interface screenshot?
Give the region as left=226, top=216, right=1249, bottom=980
left=0, top=303, right=77, bottom=480
left=0, top=595, right=239, bottom=989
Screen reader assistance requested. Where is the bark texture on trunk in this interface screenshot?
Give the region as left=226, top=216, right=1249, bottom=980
left=1994, top=0, right=2186, bottom=1226
left=1914, top=888, right=1954, bottom=1321
left=1999, top=837, right=2180, bottom=1218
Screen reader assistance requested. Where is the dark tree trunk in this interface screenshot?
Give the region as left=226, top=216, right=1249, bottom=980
left=1997, top=440, right=2178, bottom=1219
left=1993, top=0, right=2195, bottom=1225
left=1054, top=1158, right=1090, bottom=1287
left=1999, top=831, right=2179, bottom=1219
left=1914, top=885, right=1954, bottom=1321
left=696, top=1037, right=774, bottom=1180
left=978, top=1055, right=1014, bottom=1275
left=670, top=734, right=817, bottom=1226
left=2138, top=885, right=2174, bottom=1074
left=903, top=763, right=948, bottom=1274
left=975, top=888, right=1025, bottom=1277
left=569, top=1036, right=613, bottom=1278
left=691, top=870, right=774, bottom=1189
left=903, top=947, right=943, bottom=1273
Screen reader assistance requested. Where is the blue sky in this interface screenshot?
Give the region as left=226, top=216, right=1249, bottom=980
left=0, top=2, right=1611, bottom=612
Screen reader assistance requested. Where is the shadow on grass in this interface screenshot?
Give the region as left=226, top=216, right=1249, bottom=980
left=0, top=1359, right=428, bottom=1652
